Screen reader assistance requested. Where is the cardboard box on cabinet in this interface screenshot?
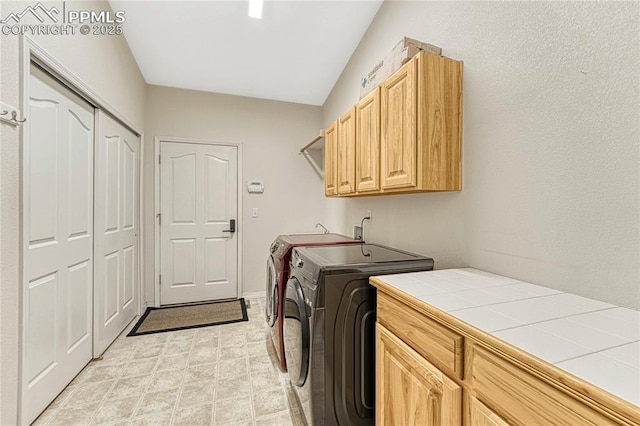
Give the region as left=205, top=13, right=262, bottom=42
left=359, top=37, right=442, bottom=99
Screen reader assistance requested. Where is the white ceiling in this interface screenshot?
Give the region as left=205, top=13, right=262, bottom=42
left=109, top=1, right=383, bottom=106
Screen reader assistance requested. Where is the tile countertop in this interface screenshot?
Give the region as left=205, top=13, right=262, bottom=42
left=373, top=268, right=640, bottom=407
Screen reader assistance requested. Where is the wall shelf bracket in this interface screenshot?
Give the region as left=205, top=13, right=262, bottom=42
left=299, top=130, right=325, bottom=179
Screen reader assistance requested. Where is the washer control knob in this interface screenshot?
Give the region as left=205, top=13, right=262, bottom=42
left=296, top=258, right=304, bottom=268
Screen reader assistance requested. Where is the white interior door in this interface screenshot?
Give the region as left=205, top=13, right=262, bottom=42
left=160, top=142, right=238, bottom=305
left=22, top=65, right=94, bottom=425
left=94, top=111, right=140, bottom=355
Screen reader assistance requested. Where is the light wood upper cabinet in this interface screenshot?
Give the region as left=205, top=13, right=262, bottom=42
left=356, top=88, right=381, bottom=193
left=418, top=53, right=463, bottom=191
left=324, top=121, right=337, bottom=196
left=337, top=107, right=356, bottom=195
left=381, top=51, right=463, bottom=192
left=376, top=323, right=462, bottom=426
left=381, top=56, right=418, bottom=190
left=324, top=51, right=463, bottom=197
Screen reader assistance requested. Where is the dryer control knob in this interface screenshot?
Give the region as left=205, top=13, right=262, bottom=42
left=296, top=259, right=304, bottom=268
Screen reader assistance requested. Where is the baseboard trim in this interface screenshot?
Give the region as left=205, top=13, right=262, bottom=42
left=243, top=291, right=266, bottom=299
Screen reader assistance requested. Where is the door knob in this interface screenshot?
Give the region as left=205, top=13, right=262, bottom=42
left=222, top=219, right=236, bottom=233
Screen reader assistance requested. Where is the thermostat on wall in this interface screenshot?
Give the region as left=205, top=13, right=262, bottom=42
left=247, top=180, right=264, bottom=194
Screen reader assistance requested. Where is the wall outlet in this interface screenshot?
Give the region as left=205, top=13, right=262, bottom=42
left=366, top=209, right=372, bottom=222
left=353, top=225, right=363, bottom=240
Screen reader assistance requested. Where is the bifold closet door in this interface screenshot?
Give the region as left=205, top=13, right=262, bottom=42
left=22, top=65, right=95, bottom=425
left=93, top=111, right=140, bottom=356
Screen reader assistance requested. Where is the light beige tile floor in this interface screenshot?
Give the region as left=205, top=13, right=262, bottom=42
left=33, top=298, right=306, bottom=426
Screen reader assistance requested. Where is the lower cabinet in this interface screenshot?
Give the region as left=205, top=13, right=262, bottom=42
left=468, top=346, right=617, bottom=426
left=372, top=280, right=640, bottom=426
left=376, top=323, right=461, bottom=426
left=467, top=397, right=509, bottom=426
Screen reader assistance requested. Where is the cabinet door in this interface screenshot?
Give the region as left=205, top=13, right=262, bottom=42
left=356, top=88, right=380, bottom=193
left=324, top=121, right=338, bottom=196
left=381, top=57, right=417, bottom=190
left=337, top=107, right=356, bottom=195
left=418, top=52, right=463, bottom=191
left=376, top=323, right=461, bottom=426
left=468, top=397, right=510, bottom=426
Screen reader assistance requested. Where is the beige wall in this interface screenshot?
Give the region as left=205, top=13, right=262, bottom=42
left=0, top=1, right=146, bottom=423
left=144, top=85, right=324, bottom=302
left=322, top=1, right=640, bottom=309
left=2, top=1, right=638, bottom=422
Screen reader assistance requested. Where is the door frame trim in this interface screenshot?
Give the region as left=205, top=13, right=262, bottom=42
left=21, top=36, right=143, bottom=135
left=18, top=36, right=145, bottom=424
left=153, top=136, right=243, bottom=307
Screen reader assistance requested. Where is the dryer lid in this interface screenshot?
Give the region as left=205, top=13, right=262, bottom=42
left=278, top=233, right=359, bottom=245
left=298, top=244, right=430, bottom=266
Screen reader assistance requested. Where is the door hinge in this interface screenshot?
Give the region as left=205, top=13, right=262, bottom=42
left=159, top=274, right=162, bottom=285
left=158, top=156, right=161, bottom=164
left=157, top=213, right=161, bottom=225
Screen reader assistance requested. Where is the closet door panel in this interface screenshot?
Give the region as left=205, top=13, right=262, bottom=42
left=94, top=111, right=140, bottom=356
left=22, top=65, right=95, bottom=426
